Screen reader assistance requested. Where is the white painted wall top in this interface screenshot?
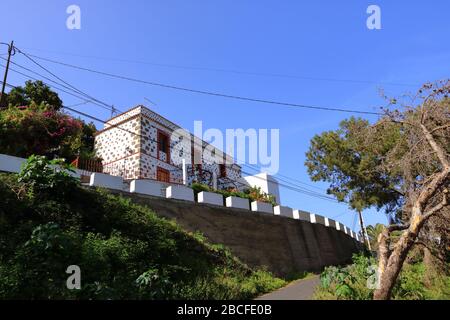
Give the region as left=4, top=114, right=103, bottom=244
left=251, top=201, right=273, bottom=214
left=89, top=172, right=124, bottom=190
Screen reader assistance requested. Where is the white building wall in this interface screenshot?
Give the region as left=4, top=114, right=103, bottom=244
left=94, top=105, right=242, bottom=187
left=240, top=172, right=281, bottom=204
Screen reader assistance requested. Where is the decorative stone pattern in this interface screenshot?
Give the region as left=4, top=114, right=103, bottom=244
left=94, top=105, right=242, bottom=187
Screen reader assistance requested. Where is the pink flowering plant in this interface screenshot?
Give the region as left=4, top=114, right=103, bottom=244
left=0, top=102, right=96, bottom=162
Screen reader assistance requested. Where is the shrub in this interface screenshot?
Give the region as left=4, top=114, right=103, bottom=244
left=0, top=103, right=96, bottom=162
left=17, top=155, right=79, bottom=200
left=0, top=165, right=285, bottom=299
left=314, top=253, right=376, bottom=300
left=314, top=253, right=450, bottom=300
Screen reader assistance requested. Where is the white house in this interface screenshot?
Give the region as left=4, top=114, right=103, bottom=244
left=94, top=105, right=279, bottom=196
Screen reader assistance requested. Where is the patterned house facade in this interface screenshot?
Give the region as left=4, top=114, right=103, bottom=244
left=94, top=105, right=242, bottom=189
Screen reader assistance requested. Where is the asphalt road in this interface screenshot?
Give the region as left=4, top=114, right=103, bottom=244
left=255, top=276, right=320, bottom=300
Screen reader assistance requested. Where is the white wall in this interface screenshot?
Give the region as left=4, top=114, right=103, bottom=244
left=0, top=154, right=26, bottom=173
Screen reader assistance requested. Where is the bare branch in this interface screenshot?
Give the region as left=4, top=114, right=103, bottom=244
left=422, top=189, right=448, bottom=221
left=429, top=124, right=450, bottom=135
left=387, top=223, right=410, bottom=232
left=420, top=124, right=450, bottom=168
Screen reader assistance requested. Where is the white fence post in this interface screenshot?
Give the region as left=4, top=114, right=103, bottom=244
left=182, top=158, right=187, bottom=185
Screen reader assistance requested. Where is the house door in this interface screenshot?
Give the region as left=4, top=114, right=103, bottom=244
left=157, top=167, right=170, bottom=183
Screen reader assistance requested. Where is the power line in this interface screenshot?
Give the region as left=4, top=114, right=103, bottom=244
left=0, top=57, right=115, bottom=112
left=0, top=61, right=115, bottom=113
left=53, top=103, right=344, bottom=202
left=66, top=101, right=89, bottom=108
left=239, top=168, right=341, bottom=203
left=12, top=48, right=122, bottom=114
left=19, top=46, right=420, bottom=87
left=22, top=51, right=382, bottom=116
left=64, top=104, right=345, bottom=203
left=331, top=211, right=348, bottom=219
left=241, top=163, right=327, bottom=192
left=241, top=164, right=335, bottom=201
left=1, top=78, right=346, bottom=205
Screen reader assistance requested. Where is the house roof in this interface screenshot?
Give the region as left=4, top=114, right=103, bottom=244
left=99, top=105, right=241, bottom=168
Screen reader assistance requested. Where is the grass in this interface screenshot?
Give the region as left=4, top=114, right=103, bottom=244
left=0, top=170, right=286, bottom=300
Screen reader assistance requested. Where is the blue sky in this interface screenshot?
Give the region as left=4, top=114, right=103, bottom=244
left=1, top=0, right=449, bottom=232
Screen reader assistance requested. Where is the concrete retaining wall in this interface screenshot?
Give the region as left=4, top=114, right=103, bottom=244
left=110, top=190, right=362, bottom=276
left=0, top=153, right=361, bottom=274
left=296, top=210, right=311, bottom=222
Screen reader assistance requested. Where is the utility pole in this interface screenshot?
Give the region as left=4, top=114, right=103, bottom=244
left=358, top=209, right=372, bottom=251
left=0, top=41, right=14, bottom=109
left=110, top=106, right=116, bottom=118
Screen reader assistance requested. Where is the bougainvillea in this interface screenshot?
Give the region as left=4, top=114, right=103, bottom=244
left=0, top=102, right=96, bottom=162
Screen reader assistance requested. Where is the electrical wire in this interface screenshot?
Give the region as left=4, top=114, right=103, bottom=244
left=0, top=61, right=115, bottom=113
left=1, top=78, right=348, bottom=205
left=19, top=50, right=383, bottom=116
left=11, top=49, right=122, bottom=114
left=18, top=46, right=420, bottom=87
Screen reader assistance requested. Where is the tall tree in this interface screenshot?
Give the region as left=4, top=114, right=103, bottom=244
left=1, top=80, right=97, bottom=161
left=371, top=81, right=449, bottom=299
left=6, top=80, right=63, bottom=110
left=305, top=80, right=449, bottom=300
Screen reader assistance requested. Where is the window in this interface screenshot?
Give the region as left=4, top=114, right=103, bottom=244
left=157, top=167, right=170, bottom=183
left=157, top=131, right=170, bottom=162
left=158, top=132, right=168, bottom=153
left=219, top=164, right=227, bottom=178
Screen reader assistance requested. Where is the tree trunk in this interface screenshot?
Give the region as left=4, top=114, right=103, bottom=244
left=373, top=229, right=416, bottom=299
left=374, top=204, right=428, bottom=300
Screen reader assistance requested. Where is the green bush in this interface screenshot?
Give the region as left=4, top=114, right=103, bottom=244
left=314, top=253, right=378, bottom=300
left=0, top=103, right=97, bottom=162
left=18, top=155, right=79, bottom=200
left=0, top=158, right=285, bottom=299
left=314, top=253, right=450, bottom=300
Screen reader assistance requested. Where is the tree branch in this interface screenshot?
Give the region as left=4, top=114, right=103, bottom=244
left=429, top=124, right=450, bottom=135
left=420, top=123, right=450, bottom=168
left=421, top=190, right=448, bottom=222
left=388, top=224, right=410, bottom=232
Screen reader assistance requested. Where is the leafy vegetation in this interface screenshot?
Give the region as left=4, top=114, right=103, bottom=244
left=314, top=253, right=449, bottom=300
left=0, top=81, right=97, bottom=162
left=365, top=223, right=402, bottom=252
left=0, top=156, right=285, bottom=299
left=5, top=80, right=63, bottom=111
left=306, top=81, right=449, bottom=299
